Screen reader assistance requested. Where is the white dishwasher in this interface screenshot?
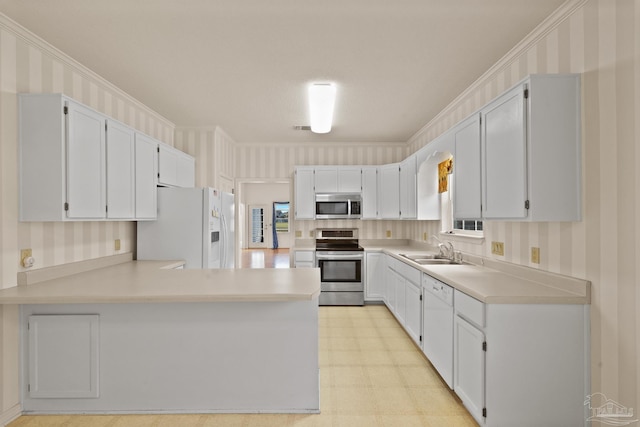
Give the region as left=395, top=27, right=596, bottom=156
left=422, top=273, right=454, bottom=389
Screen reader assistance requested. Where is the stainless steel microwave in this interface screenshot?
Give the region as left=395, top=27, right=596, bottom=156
left=315, top=193, right=362, bottom=219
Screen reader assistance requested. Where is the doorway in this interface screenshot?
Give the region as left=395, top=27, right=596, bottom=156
left=237, top=180, right=292, bottom=250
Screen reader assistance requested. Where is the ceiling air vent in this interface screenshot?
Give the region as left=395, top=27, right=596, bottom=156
left=293, top=125, right=311, bottom=131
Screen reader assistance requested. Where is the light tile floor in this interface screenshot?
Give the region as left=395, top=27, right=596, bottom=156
left=8, top=305, right=477, bottom=427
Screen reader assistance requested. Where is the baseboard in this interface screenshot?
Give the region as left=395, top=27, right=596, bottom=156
left=0, top=403, right=22, bottom=426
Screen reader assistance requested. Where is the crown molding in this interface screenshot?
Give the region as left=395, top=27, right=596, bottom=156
left=0, top=12, right=174, bottom=129
left=407, top=0, right=589, bottom=145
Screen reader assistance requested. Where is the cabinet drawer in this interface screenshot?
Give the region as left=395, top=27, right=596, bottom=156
left=455, top=290, right=485, bottom=328
left=295, top=251, right=315, bottom=262
left=397, top=262, right=421, bottom=285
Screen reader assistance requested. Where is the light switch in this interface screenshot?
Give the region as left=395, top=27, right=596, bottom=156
left=115, top=239, right=121, bottom=251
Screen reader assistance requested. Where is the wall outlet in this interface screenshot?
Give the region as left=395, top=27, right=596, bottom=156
left=386, top=230, right=392, bottom=238
left=295, top=230, right=302, bottom=238
left=309, top=231, right=314, bottom=238
left=491, top=241, right=505, bottom=256
left=531, top=247, right=540, bottom=264
left=115, top=239, right=121, bottom=251
left=20, top=248, right=32, bottom=267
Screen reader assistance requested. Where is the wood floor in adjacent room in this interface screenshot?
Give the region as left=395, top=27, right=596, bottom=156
left=9, top=300, right=477, bottom=427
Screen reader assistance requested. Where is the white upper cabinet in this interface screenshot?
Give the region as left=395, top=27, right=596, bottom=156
left=337, top=167, right=362, bottom=192
left=19, top=94, right=106, bottom=221
left=378, top=163, right=400, bottom=219
left=361, top=166, right=378, bottom=219
left=453, top=114, right=482, bottom=219
left=65, top=100, right=107, bottom=219
left=314, top=167, right=338, bottom=193
left=134, top=133, right=158, bottom=220
left=18, top=93, right=174, bottom=222
left=314, top=166, right=361, bottom=193
left=481, top=74, right=581, bottom=221
left=106, top=119, right=135, bottom=219
left=294, top=166, right=315, bottom=220
left=158, top=142, right=195, bottom=188
left=399, top=155, right=417, bottom=219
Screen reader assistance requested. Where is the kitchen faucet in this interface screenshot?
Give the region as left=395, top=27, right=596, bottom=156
left=431, top=235, right=457, bottom=262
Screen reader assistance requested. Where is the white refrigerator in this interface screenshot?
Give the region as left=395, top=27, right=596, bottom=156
left=137, top=187, right=235, bottom=269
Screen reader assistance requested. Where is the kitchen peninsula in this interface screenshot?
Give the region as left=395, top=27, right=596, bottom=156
left=0, top=254, right=321, bottom=414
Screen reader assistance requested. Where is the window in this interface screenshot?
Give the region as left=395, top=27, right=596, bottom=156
left=453, top=219, right=483, bottom=232
left=443, top=166, right=483, bottom=237
left=274, top=202, right=290, bottom=233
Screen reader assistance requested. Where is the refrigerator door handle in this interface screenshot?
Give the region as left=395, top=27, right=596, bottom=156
left=221, top=214, right=227, bottom=268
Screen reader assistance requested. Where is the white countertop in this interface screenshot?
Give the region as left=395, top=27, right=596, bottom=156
left=365, top=245, right=590, bottom=305
left=0, top=259, right=321, bottom=304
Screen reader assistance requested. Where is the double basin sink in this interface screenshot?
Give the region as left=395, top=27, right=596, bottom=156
left=398, top=253, right=462, bottom=265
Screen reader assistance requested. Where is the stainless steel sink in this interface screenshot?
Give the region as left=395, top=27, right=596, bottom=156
left=414, top=258, right=458, bottom=265
left=398, top=253, right=462, bottom=265
left=398, top=253, right=440, bottom=261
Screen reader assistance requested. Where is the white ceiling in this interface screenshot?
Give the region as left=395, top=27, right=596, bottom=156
left=0, top=0, right=566, bottom=143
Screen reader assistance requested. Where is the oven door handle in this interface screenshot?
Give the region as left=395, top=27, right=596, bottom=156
left=315, top=253, right=364, bottom=260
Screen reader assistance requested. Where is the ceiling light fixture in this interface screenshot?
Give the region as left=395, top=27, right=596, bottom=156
left=308, top=83, right=336, bottom=134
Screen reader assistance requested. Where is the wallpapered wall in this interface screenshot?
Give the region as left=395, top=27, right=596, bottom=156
left=0, top=15, right=175, bottom=420
left=175, top=126, right=236, bottom=193
left=406, top=0, right=640, bottom=413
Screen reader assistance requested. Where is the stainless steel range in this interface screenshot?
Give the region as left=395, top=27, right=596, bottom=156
left=315, top=228, right=364, bottom=306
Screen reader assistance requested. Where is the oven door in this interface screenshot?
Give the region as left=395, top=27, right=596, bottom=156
left=315, top=252, right=363, bottom=292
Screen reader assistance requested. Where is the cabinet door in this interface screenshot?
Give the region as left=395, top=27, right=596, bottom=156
left=361, top=167, right=378, bottom=219
left=481, top=85, right=527, bottom=219
left=378, top=163, right=400, bottom=219
left=106, top=120, right=135, bottom=219
left=177, top=154, right=195, bottom=188
left=454, top=315, right=485, bottom=424
left=395, top=272, right=406, bottom=324
left=295, top=167, right=315, bottom=219
left=404, top=280, right=422, bottom=345
left=65, top=101, right=106, bottom=219
left=365, top=252, right=385, bottom=301
left=158, top=143, right=178, bottom=186
left=453, top=114, right=482, bottom=219
left=135, top=133, right=158, bottom=220
left=314, top=167, right=337, bottom=193
left=337, top=167, right=361, bottom=193
left=28, top=314, right=99, bottom=398
left=399, top=155, right=417, bottom=219
left=385, top=266, right=396, bottom=311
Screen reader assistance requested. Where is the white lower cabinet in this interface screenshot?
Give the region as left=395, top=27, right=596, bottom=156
left=453, top=289, right=589, bottom=426
left=385, top=256, right=422, bottom=346
left=403, top=279, right=421, bottom=345
left=28, top=314, right=100, bottom=399
left=293, top=250, right=315, bottom=268
left=365, top=252, right=385, bottom=301
left=454, top=312, right=485, bottom=423
left=394, top=270, right=406, bottom=324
